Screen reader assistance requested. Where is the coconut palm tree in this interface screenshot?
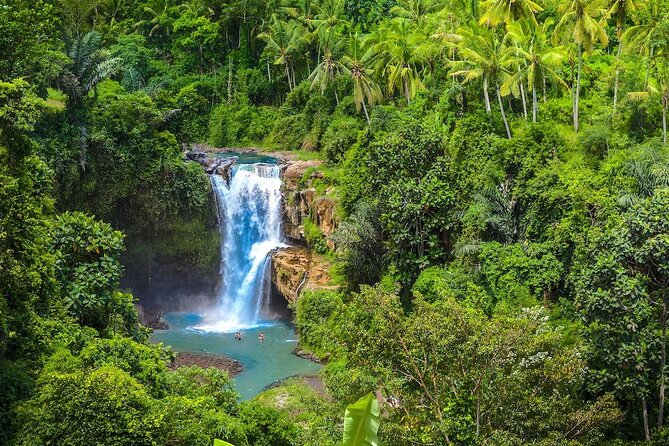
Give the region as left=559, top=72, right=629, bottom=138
left=136, top=0, right=180, bottom=41
left=609, top=0, right=647, bottom=117
left=258, top=16, right=307, bottom=91
left=622, top=0, right=664, bottom=90
left=309, top=32, right=344, bottom=103
left=449, top=0, right=481, bottom=20
left=554, top=0, right=609, bottom=133
left=310, top=0, right=345, bottom=43
left=374, top=18, right=429, bottom=105
left=504, top=18, right=568, bottom=122
left=479, top=0, right=543, bottom=26
left=390, top=0, right=445, bottom=25
left=451, top=23, right=517, bottom=138
left=341, top=32, right=383, bottom=124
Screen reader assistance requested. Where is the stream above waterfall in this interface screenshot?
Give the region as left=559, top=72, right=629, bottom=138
left=150, top=151, right=320, bottom=399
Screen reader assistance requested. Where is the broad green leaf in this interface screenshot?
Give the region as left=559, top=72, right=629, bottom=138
left=342, top=393, right=380, bottom=446
left=213, top=439, right=234, bottom=446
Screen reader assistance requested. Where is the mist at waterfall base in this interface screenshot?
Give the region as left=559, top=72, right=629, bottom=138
left=152, top=157, right=320, bottom=399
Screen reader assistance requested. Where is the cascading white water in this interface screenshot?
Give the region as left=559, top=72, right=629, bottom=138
left=197, top=163, right=285, bottom=332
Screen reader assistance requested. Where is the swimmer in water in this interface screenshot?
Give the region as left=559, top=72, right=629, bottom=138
left=258, top=332, right=265, bottom=342
left=235, top=331, right=242, bottom=341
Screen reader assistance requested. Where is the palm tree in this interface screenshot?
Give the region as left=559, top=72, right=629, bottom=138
left=554, top=0, right=609, bottom=133
left=374, top=19, right=429, bottom=105
left=310, top=0, right=345, bottom=45
left=473, top=180, right=524, bottom=243
left=504, top=19, right=568, bottom=122
left=341, top=33, right=383, bottom=124
left=451, top=23, right=517, bottom=138
left=479, top=0, right=543, bottom=26
left=283, top=0, right=319, bottom=29
left=136, top=0, right=179, bottom=41
left=309, top=32, right=344, bottom=103
left=390, top=0, right=445, bottom=25
left=617, top=146, right=669, bottom=208
left=61, top=30, right=120, bottom=103
left=258, top=16, right=307, bottom=91
left=622, top=0, right=664, bottom=91
left=94, top=0, right=127, bottom=28
left=449, top=0, right=481, bottom=20
left=609, top=0, right=647, bottom=117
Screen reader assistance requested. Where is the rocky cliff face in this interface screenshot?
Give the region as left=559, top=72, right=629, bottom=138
left=272, top=159, right=340, bottom=302
left=281, top=160, right=337, bottom=247
left=270, top=247, right=335, bottom=303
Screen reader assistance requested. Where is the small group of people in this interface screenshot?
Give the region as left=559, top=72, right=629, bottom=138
left=233, top=331, right=264, bottom=342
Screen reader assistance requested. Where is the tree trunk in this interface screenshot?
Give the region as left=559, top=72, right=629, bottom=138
left=663, top=95, right=667, bottom=145
left=659, top=300, right=667, bottom=429
left=476, top=392, right=481, bottom=437
left=497, top=84, right=511, bottom=139
left=334, top=88, right=339, bottom=105
left=613, top=41, right=623, bottom=117
left=643, top=398, right=651, bottom=441
left=574, top=44, right=582, bottom=133
left=645, top=46, right=654, bottom=91
left=285, top=62, right=292, bottom=91
left=532, top=87, right=537, bottom=123
left=404, top=78, right=411, bottom=105
left=543, top=75, right=547, bottom=103
left=267, top=60, right=271, bottom=82
left=520, top=77, right=528, bottom=120
left=483, top=77, right=491, bottom=113
left=362, top=99, right=371, bottom=125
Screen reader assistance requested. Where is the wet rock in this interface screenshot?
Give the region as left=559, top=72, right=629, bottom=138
left=135, top=304, right=170, bottom=330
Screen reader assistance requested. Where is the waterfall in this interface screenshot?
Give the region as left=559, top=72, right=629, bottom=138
left=197, top=163, right=285, bottom=332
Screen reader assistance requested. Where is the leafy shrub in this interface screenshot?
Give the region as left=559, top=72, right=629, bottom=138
left=322, top=116, right=362, bottom=165
left=304, top=218, right=328, bottom=254
left=0, top=361, right=33, bottom=444
left=235, top=68, right=275, bottom=105
left=238, top=403, right=301, bottom=446
left=15, top=365, right=154, bottom=446
left=478, top=241, right=562, bottom=307
left=50, top=212, right=140, bottom=336
left=295, top=290, right=343, bottom=356
left=175, top=80, right=216, bottom=142
left=269, top=113, right=310, bottom=150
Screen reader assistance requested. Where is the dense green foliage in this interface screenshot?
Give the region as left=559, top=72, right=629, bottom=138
left=3, top=0, right=669, bottom=444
